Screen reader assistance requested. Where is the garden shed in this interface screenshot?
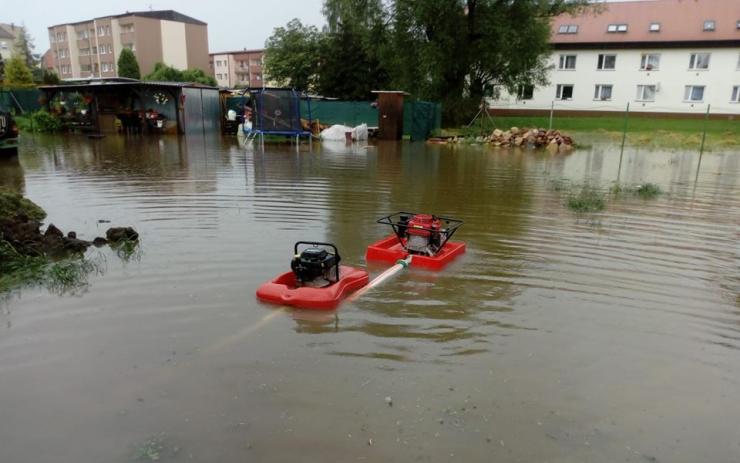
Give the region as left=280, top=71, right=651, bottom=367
left=39, top=78, right=220, bottom=135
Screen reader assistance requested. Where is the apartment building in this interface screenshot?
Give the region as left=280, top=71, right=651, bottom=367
left=0, top=23, right=23, bottom=61
left=209, top=50, right=265, bottom=88
left=47, top=10, right=209, bottom=79
left=490, top=0, right=740, bottom=116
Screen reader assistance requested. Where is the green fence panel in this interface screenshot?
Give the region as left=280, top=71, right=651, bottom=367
left=301, top=100, right=378, bottom=127
left=0, top=89, right=42, bottom=113
left=404, top=100, right=442, bottom=141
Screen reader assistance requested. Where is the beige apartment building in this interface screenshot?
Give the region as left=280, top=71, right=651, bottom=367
left=47, top=10, right=209, bottom=79
left=209, top=50, right=265, bottom=88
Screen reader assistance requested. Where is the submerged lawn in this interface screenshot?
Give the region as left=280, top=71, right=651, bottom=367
left=447, top=116, right=740, bottom=149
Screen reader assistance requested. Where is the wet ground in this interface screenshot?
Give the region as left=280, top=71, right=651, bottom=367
left=0, top=133, right=738, bottom=463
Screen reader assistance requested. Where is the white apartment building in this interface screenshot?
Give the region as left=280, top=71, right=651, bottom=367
left=490, top=0, right=740, bottom=117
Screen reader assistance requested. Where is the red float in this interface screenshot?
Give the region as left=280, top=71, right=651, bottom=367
left=365, top=212, right=465, bottom=271
left=256, top=265, right=369, bottom=310
left=256, top=242, right=369, bottom=310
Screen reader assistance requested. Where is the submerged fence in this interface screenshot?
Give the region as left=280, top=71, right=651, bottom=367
left=301, top=99, right=442, bottom=140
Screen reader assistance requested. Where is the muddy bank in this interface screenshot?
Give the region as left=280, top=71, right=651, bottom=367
left=0, top=189, right=138, bottom=291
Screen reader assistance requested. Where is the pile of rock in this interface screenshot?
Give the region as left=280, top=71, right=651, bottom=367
left=488, top=127, right=574, bottom=149
left=0, top=213, right=138, bottom=257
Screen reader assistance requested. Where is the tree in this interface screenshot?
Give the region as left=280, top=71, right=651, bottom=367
left=266, top=0, right=591, bottom=123
left=144, top=62, right=216, bottom=86
left=4, top=56, right=34, bottom=86
left=318, top=22, right=389, bottom=99
left=12, top=25, right=36, bottom=68
left=263, top=19, right=322, bottom=92
left=383, top=0, right=591, bottom=123
left=117, top=48, right=141, bottom=79
left=41, top=69, right=60, bottom=85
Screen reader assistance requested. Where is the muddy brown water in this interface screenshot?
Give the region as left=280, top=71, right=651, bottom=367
left=0, top=134, right=738, bottom=463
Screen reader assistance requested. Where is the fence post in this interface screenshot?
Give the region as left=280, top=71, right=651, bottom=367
left=617, top=102, right=630, bottom=183
left=695, top=104, right=711, bottom=184
left=548, top=101, right=554, bottom=131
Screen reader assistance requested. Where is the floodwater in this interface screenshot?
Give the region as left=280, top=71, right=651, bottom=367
left=0, top=133, right=738, bottom=463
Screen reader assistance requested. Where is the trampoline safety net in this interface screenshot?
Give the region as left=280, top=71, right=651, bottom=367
left=251, top=88, right=303, bottom=134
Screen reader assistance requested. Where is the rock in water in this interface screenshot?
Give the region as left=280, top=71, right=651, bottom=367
left=106, top=227, right=139, bottom=242
left=44, top=224, right=64, bottom=238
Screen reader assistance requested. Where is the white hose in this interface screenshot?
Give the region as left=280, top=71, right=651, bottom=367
left=348, top=256, right=412, bottom=302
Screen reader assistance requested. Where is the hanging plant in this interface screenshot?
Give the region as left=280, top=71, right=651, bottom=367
left=153, top=92, right=169, bottom=105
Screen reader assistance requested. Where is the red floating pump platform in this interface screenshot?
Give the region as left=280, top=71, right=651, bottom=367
left=366, top=212, right=465, bottom=270
left=257, top=242, right=369, bottom=310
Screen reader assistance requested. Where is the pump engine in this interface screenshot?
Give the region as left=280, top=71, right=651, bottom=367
left=379, top=212, right=463, bottom=257
left=291, top=242, right=341, bottom=287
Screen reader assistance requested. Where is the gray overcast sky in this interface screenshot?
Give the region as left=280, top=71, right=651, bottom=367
left=7, top=0, right=326, bottom=55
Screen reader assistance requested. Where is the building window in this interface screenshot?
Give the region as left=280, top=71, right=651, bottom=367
left=556, top=84, right=574, bottom=100
left=124, top=43, right=135, bottom=51
left=58, top=48, right=67, bottom=58
left=594, top=84, right=613, bottom=101
left=636, top=85, right=656, bottom=102
left=558, top=24, right=578, bottom=34
left=255, top=75, right=262, bottom=81
left=649, top=22, right=661, bottom=32
left=120, top=24, right=134, bottom=33
left=558, top=54, right=577, bottom=70
left=640, top=53, right=661, bottom=70
left=49, top=34, right=55, bottom=43
left=517, top=84, right=534, bottom=100
left=684, top=85, right=705, bottom=102
left=56, top=32, right=66, bottom=41
left=101, top=62, right=113, bottom=72
left=731, top=86, right=740, bottom=103
left=79, top=48, right=89, bottom=56
left=250, top=59, right=261, bottom=66
left=97, top=25, right=110, bottom=36
left=60, top=65, right=71, bottom=74
left=607, top=24, right=628, bottom=33
left=689, top=53, right=710, bottom=70
left=77, top=30, right=89, bottom=40
left=597, top=54, right=616, bottom=70
left=703, top=20, right=715, bottom=31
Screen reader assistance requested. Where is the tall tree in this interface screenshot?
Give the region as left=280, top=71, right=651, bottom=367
left=318, top=22, right=388, bottom=99
left=265, top=0, right=591, bottom=122
left=12, top=25, right=36, bottom=68
left=117, top=48, right=141, bottom=79
left=263, top=19, right=322, bottom=92
left=4, top=56, right=34, bottom=86
left=384, top=0, right=590, bottom=123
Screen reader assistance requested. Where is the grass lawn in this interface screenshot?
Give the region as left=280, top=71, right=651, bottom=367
left=446, top=115, right=740, bottom=149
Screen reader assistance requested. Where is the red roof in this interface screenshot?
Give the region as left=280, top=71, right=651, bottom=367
left=552, top=0, right=740, bottom=45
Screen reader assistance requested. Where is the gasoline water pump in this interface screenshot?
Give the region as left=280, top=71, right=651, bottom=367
left=291, top=242, right=341, bottom=288
left=377, top=212, right=463, bottom=256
